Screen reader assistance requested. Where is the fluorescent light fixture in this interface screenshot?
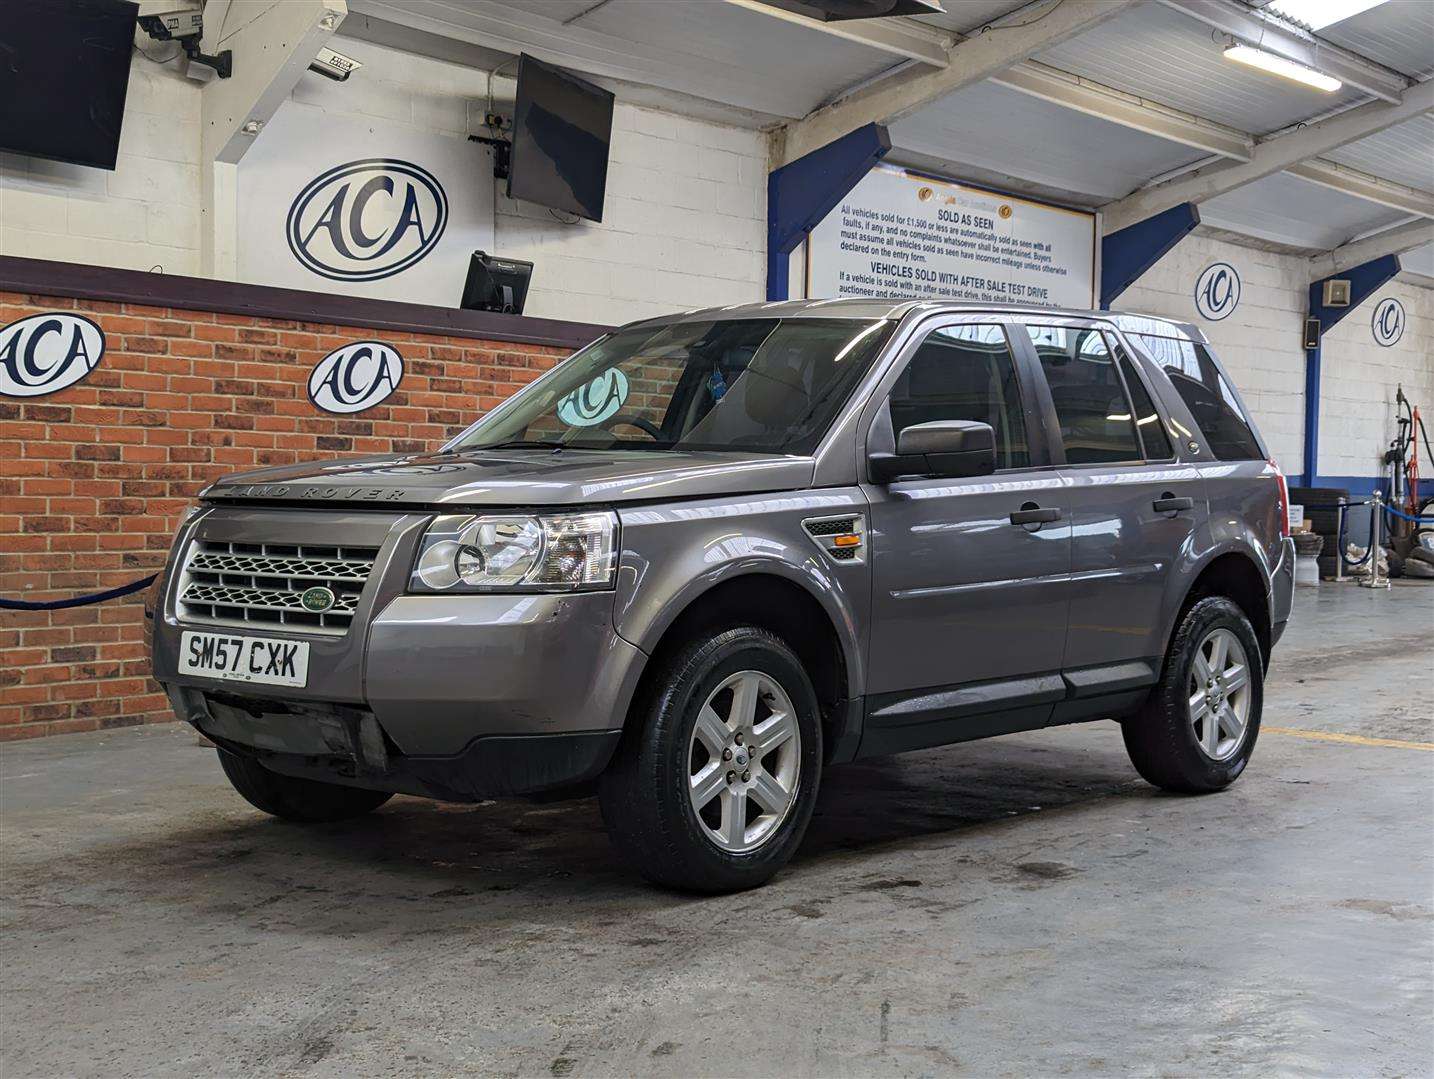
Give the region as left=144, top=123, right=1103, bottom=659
left=1263, top=0, right=1388, bottom=31
left=1223, top=45, right=1343, bottom=91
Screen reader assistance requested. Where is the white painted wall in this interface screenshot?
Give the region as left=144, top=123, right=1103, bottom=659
left=0, top=59, right=201, bottom=275
left=1, top=39, right=767, bottom=326
left=1319, top=279, right=1433, bottom=483
left=281, top=39, right=767, bottom=324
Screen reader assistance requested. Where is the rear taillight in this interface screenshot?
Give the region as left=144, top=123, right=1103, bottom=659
left=1271, top=460, right=1291, bottom=539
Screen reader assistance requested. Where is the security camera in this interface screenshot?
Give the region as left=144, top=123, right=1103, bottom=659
left=309, top=47, right=363, bottom=82
left=138, top=9, right=203, bottom=41
left=140, top=7, right=232, bottom=79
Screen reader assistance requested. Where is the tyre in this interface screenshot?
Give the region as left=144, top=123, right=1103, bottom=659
left=599, top=626, right=822, bottom=893
left=1122, top=596, right=1262, bottom=794
left=217, top=749, right=392, bottom=822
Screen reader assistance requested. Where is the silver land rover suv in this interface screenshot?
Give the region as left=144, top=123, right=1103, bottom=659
left=150, top=299, right=1295, bottom=892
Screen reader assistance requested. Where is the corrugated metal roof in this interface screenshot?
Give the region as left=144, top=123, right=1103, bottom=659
left=1323, top=115, right=1434, bottom=193
left=891, top=80, right=1207, bottom=202
left=1036, top=1, right=1372, bottom=137
left=1318, top=0, right=1434, bottom=80
left=1199, top=171, right=1413, bottom=249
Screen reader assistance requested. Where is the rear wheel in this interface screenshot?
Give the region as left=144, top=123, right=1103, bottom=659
left=599, top=627, right=822, bottom=892
left=217, top=749, right=392, bottom=822
left=1123, top=596, right=1262, bottom=793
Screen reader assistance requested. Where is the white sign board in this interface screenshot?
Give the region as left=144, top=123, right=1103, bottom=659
left=237, top=106, right=495, bottom=304
left=807, top=165, right=1097, bottom=309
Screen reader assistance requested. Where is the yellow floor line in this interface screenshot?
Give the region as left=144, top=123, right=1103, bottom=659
left=1263, top=726, right=1434, bottom=752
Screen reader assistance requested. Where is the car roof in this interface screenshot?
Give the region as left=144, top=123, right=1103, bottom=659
left=618, top=297, right=1209, bottom=345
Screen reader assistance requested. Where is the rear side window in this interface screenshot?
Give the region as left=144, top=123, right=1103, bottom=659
left=1130, top=333, right=1262, bottom=460
left=887, top=324, right=1030, bottom=469
left=1023, top=326, right=1141, bottom=464
left=1115, top=346, right=1174, bottom=459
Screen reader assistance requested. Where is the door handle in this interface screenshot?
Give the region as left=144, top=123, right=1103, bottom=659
left=1153, top=494, right=1194, bottom=513
left=1010, top=504, right=1062, bottom=526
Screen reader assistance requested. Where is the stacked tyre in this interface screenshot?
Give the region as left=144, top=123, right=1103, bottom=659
left=1289, top=486, right=1347, bottom=578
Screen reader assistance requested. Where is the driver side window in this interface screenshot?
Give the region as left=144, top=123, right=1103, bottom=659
left=886, top=324, right=1030, bottom=470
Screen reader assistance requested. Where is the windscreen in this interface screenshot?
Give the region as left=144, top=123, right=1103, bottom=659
left=450, top=318, right=895, bottom=455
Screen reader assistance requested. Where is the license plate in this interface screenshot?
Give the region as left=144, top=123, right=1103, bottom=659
left=179, top=631, right=310, bottom=688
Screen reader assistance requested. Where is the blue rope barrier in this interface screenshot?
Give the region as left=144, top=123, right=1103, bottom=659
left=1385, top=505, right=1434, bottom=524
left=0, top=574, right=158, bottom=611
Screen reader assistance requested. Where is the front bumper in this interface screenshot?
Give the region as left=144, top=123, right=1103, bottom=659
left=152, top=505, right=646, bottom=794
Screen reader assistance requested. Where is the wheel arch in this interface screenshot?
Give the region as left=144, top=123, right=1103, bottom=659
left=621, top=571, right=860, bottom=763
left=1173, top=549, right=1272, bottom=669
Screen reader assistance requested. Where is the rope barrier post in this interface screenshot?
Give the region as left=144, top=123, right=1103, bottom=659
left=1332, top=496, right=1347, bottom=582
left=1360, top=490, right=1390, bottom=591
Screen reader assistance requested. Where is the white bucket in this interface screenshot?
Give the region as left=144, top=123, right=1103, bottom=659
left=1294, top=556, right=1320, bottom=586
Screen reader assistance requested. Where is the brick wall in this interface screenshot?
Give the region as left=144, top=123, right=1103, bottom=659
left=0, top=290, right=571, bottom=741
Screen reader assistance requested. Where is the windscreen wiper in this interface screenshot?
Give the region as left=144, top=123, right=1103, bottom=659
left=465, top=439, right=570, bottom=451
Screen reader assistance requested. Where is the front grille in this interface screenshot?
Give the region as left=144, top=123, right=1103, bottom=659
left=177, top=539, right=379, bottom=636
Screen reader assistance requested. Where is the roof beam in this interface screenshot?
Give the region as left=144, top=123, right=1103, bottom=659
left=1286, top=160, right=1434, bottom=219
left=1312, top=220, right=1434, bottom=278
left=990, top=61, right=1254, bottom=160
left=1102, top=78, right=1434, bottom=232
left=1160, top=0, right=1410, bottom=104
left=349, top=0, right=809, bottom=118
left=775, top=0, right=1142, bottom=165
left=723, top=0, right=953, bottom=68
left=733, top=1, right=1254, bottom=162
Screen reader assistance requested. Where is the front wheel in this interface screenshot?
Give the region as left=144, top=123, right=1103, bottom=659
left=1123, top=596, right=1263, bottom=793
left=599, top=627, right=822, bottom=892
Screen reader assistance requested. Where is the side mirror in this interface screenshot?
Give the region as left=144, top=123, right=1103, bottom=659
left=869, top=420, right=997, bottom=483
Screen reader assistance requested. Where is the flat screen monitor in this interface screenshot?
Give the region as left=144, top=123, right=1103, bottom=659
left=460, top=251, right=533, bottom=315
left=506, top=53, right=614, bottom=223
left=0, top=0, right=138, bottom=170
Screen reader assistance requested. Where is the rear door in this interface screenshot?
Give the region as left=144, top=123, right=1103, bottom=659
left=860, top=317, right=1072, bottom=754
left=1011, top=319, right=1207, bottom=696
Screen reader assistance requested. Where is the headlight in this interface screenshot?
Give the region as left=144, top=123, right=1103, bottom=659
left=410, top=512, right=618, bottom=593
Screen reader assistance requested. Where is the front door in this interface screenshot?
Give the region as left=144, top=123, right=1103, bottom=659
left=1014, top=322, right=1206, bottom=684
left=861, top=320, right=1072, bottom=755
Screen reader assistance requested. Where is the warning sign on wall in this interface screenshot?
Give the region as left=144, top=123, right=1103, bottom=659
left=806, top=165, right=1098, bottom=310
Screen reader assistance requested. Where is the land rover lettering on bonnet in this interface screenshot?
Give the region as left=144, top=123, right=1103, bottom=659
left=151, top=299, right=1295, bottom=893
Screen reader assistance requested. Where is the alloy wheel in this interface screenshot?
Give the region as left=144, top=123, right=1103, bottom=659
left=1188, top=627, right=1252, bottom=762
left=687, top=670, right=801, bottom=853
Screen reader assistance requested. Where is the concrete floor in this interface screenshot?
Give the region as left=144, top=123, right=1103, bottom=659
left=3, top=581, right=1431, bottom=1078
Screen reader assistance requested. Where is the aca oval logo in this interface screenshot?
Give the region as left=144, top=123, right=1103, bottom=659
left=0, top=313, right=105, bottom=398
left=557, top=368, right=630, bottom=427
left=1194, top=262, right=1240, bottom=321
left=1371, top=297, right=1404, bottom=347
left=286, top=159, right=448, bottom=282
left=308, top=342, right=404, bottom=414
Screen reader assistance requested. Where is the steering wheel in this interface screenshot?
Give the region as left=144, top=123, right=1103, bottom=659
left=599, top=414, right=662, bottom=439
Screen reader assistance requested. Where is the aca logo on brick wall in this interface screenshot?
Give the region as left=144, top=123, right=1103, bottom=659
left=286, top=159, right=448, bottom=282
left=308, top=341, right=404, bottom=414
left=1194, top=262, right=1240, bottom=321
left=0, top=313, right=105, bottom=398
left=1371, top=297, right=1404, bottom=347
